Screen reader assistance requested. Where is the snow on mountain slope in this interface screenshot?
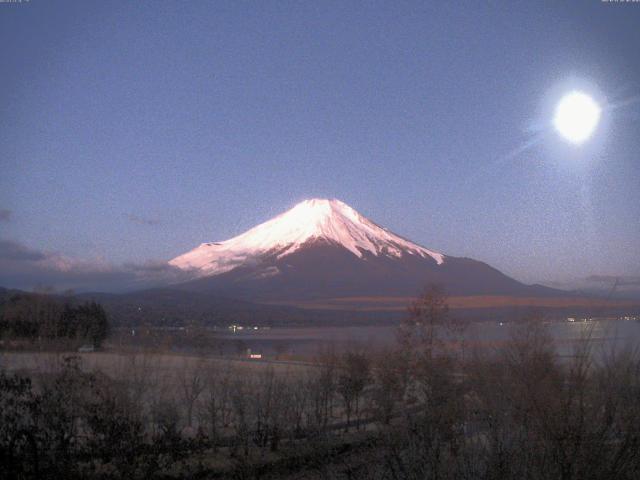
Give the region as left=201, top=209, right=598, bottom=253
left=170, top=199, right=444, bottom=276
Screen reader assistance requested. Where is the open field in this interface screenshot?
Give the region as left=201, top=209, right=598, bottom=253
left=0, top=350, right=314, bottom=377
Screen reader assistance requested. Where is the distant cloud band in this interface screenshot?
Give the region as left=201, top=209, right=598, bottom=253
left=586, top=275, right=640, bottom=287
left=0, top=238, right=189, bottom=293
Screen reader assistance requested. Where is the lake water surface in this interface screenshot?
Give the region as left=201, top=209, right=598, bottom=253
left=215, top=319, right=640, bottom=357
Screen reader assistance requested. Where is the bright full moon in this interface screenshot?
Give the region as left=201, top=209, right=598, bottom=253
left=553, top=91, right=601, bottom=144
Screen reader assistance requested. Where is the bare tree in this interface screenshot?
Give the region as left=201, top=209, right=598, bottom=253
left=199, top=361, right=233, bottom=449
left=337, top=350, right=370, bottom=431
left=285, top=376, right=310, bottom=439
left=399, top=285, right=450, bottom=360
left=229, top=376, right=251, bottom=457
left=307, top=346, right=338, bottom=433
left=370, top=348, right=409, bottom=424
left=178, top=358, right=206, bottom=429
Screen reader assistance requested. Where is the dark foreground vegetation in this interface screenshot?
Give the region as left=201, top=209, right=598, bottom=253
left=0, top=292, right=109, bottom=349
left=1, top=288, right=640, bottom=479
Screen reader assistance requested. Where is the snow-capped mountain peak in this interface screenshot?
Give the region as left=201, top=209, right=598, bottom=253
left=170, top=198, right=444, bottom=276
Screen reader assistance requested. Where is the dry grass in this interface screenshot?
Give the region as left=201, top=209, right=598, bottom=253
left=0, top=350, right=313, bottom=378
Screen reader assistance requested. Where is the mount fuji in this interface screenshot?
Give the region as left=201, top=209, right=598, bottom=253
left=169, top=199, right=559, bottom=304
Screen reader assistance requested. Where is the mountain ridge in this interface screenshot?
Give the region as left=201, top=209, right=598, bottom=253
left=169, top=199, right=566, bottom=301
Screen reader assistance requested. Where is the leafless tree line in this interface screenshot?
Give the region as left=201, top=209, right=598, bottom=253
left=1, top=287, right=640, bottom=479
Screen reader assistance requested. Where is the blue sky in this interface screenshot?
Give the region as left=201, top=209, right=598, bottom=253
left=1, top=1, right=639, bottom=292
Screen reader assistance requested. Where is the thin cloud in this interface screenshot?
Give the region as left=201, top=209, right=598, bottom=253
left=586, top=275, right=640, bottom=287
left=0, top=239, right=47, bottom=261
left=126, top=213, right=160, bottom=226
left=540, top=275, right=640, bottom=300
left=0, top=209, right=11, bottom=222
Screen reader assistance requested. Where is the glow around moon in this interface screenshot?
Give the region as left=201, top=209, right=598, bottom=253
left=553, top=91, right=601, bottom=144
